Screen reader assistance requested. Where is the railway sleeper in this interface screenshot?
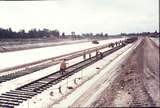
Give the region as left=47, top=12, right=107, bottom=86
left=37, top=80, right=52, bottom=84
left=23, top=87, right=44, bottom=92
left=36, top=83, right=53, bottom=91
left=48, top=74, right=62, bottom=79
left=65, top=67, right=78, bottom=72
left=5, top=73, right=20, bottom=77
left=0, top=73, right=14, bottom=78
left=18, top=88, right=41, bottom=94
left=0, top=95, right=26, bottom=101
left=40, top=73, right=60, bottom=81
left=40, top=78, right=55, bottom=82
left=50, top=80, right=60, bottom=85
left=21, top=88, right=41, bottom=94
left=0, top=100, right=19, bottom=106
left=46, top=77, right=58, bottom=80
left=36, top=88, right=48, bottom=92
left=0, top=103, right=14, bottom=108
left=37, top=71, right=62, bottom=81
left=1, top=93, right=30, bottom=100
left=22, top=87, right=38, bottom=92
left=7, top=91, right=35, bottom=97
left=42, top=78, right=59, bottom=86
left=0, top=80, right=7, bottom=83
left=27, top=82, right=48, bottom=87
left=22, top=85, right=37, bottom=88
left=34, top=85, right=51, bottom=92
left=25, top=82, right=44, bottom=88
left=0, top=78, right=12, bottom=82
left=24, top=82, right=45, bottom=88
left=0, top=77, right=11, bottom=80
left=34, top=89, right=44, bottom=93
left=0, top=98, right=22, bottom=103
left=13, top=90, right=37, bottom=95
left=20, top=80, right=48, bottom=89
left=41, top=84, right=52, bottom=90
left=70, top=62, right=95, bottom=73
left=4, top=92, right=32, bottom=99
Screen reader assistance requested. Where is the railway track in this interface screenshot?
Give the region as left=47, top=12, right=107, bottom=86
left=0, top=43, right=131, bottom=108
left=0, top=42, right=114, bottom=83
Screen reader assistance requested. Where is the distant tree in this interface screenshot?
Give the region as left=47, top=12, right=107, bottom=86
left=100, top=32, right=103, bottom=37
left=8, top=28, right=12, bottom=32
left=62, top=32, right=65, bottom=38
left=104, top=33, right=108, bottom=37
left=154, top=30, right=157, bottom=33
left=121, top=33, right=127, bottom=36
left=18, top=29, right=26, bottom=38
left=71, top=31, right=76, bottom=39
left=71, top=31, right=75, bottom=36
left=90, top=33, right=93, bottom=36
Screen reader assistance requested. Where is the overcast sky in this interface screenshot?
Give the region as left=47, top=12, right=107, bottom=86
left=0, top=0, right=159, bottom=35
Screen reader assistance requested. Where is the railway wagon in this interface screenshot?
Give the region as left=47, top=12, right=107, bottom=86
left=125, top=37, right=138, bottom=43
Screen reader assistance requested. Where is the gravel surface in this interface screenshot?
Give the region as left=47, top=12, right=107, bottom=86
left=0, top=39, right=89, bottom=52
left=92, top=37, right=160, bottom=107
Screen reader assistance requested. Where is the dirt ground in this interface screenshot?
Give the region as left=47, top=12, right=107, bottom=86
left=92, top=37, right=160, bottom=107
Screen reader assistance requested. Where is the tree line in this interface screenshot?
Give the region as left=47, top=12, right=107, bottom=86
left=0, top=27, right=109, bottom=39
left=0, top=27, right=159, bottom=39
left=120, top=31, right=159, bottom=37
left=0, top=28, right=60, bottom=39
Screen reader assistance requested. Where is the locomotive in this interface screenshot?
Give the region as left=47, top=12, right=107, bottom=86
left=125, top=37, right=138, bottom=43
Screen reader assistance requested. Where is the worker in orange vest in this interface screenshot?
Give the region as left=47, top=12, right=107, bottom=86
left=60, top=59, right=67, bottom=75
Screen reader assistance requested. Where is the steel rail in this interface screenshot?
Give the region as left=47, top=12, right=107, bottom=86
left=0, top=43, right=131, bottom=108
left=0, top=42, right=114, bottom=83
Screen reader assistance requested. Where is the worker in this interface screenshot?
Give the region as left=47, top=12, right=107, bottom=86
left=99, top=52, right=103, bottom=59
left=108, top=43, right=111, bottom=47
left=96, top=50, right=99, bottom=59
left=118, top=41, right=121, bottom=46
left=115, top=42, right=118, bottom=46
left=111, top=43, right=114, bottom=48
left=96, top=50, right=99, bottom=56
left=122, top=41, right=126, bottom=46
left=60, top=59, right=67, bottom=75
left=83, top=51, right=86, bottom=60
left=119, top=40, right=122, bottom=45
left=89, top=53, right=91, bottom=59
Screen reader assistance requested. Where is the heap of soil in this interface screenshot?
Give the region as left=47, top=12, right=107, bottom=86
left=92, top=37, right=160, bottom=107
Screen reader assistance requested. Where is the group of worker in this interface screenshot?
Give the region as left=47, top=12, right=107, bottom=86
left=59, top=50, right=104, bottom=75
left=96, top=50, right=103, bottom=59
left=108, top=40, right=126, bottom=48
left=83, top=50, right=92, bottom=60
left=59, top=39, right=129, bottom=75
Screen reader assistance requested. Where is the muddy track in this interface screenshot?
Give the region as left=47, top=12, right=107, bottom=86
left=92, top=37, right=160, bottom=107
